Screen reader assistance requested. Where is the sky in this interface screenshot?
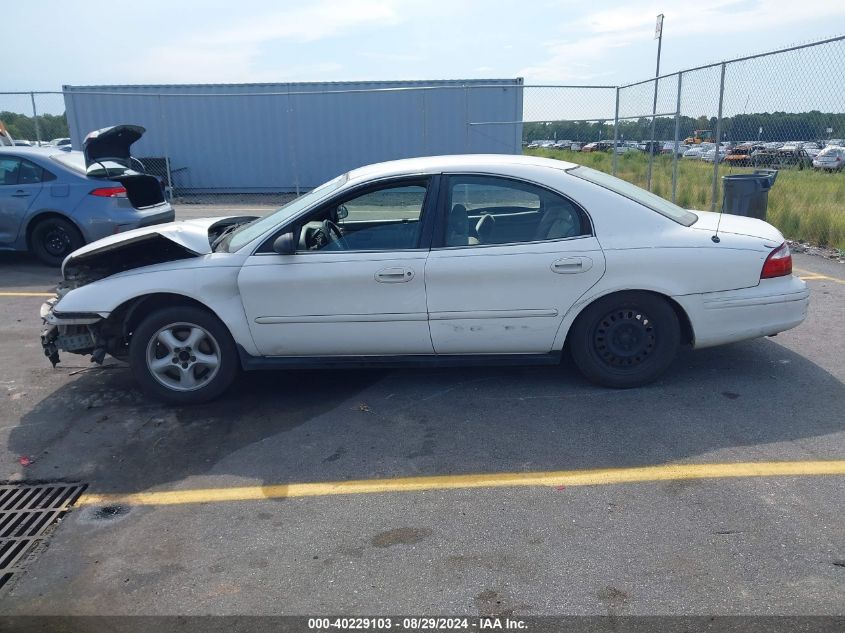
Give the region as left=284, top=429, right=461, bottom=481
left=4, top=0, right=844, bottom=90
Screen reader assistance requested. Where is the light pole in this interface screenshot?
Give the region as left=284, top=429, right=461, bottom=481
left=646, top=13, right=664, bottom=191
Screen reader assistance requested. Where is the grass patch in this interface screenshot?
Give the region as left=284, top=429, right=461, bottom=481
left=525, top=148, right=845, bottom=249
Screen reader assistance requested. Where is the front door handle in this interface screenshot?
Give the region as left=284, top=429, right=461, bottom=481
left=375, top=267, right=414, bottom=283
left=551, top=257, right=593, bottom=274
left=12, top=190, right=31, bottom=198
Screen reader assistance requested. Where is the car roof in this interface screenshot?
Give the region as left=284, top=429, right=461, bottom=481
left=347, top=153, right=577, bottom=181
left=0, top=146, right=66, bottom=158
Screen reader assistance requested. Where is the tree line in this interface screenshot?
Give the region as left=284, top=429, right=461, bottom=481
left=1, top=111, right=69, bottom=142
left=524, top=111, right=845, bottom=143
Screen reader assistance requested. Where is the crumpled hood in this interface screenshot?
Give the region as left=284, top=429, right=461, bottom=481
left=689, top=210, right=784, bottom=244
left=61, top=216, right=238, bottom=277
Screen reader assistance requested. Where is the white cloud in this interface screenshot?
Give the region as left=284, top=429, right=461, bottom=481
left=124, top=0, right=406, bottom=83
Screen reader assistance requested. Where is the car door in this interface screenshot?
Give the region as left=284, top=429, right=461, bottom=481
left=425, top=174, right=605, bottom=355
left=0, top=157, right=43, bottom=245
left=238, top=177, right=436, bottom=357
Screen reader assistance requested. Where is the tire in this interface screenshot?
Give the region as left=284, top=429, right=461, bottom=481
left=568, top=292, right=680, bottom=389
left=129, top=306, right=239, bottom=404
left=30, top=216, right=84, bottom=267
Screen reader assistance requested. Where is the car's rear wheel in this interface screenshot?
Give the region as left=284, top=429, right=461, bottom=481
left=129, top=306, right=238, bottom=404
left=30, top=217, right=84, bottom=267
left=568, top=292, right=680, bottom=388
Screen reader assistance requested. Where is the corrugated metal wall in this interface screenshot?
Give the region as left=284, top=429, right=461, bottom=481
left=63, top=80, right=523, bottom=194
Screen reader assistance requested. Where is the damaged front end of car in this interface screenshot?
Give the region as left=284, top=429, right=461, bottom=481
left=40, top=215, right=256, bottom=367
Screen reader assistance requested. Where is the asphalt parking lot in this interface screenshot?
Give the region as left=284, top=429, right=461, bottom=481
left=0, top=208, right=843, bottom=616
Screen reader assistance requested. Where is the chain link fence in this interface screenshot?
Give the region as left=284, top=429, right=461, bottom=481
left=1, top=35, right=843, bottom=247
left=610, top=35, right=845, bottom=248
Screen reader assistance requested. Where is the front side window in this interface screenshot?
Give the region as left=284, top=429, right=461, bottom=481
left=300, top=181, right=428, bottom=252
left=443, top=175, right=589, bottom=247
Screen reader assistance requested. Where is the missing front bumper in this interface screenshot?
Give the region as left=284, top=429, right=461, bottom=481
left=40, top=301, right=106, bottom=367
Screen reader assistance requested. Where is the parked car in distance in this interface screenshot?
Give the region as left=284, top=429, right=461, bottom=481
left=41, top=154, right=808, bottom=404
left=813, top=146, right=845, bottom=172
left=701, top=147, right=728, bottom=163
left=582, top=141, right=614, bottom=152
left=683, top=143, right=713, bottom=159
left=661, top=142, right=690, bottom=157
left=0, top=124, right=174, bottom=265
left=724, top=144, right=761, bottom=167
left=775, top=146, right=813, bottom=169
left=13, top=140, right=33, bottom=147
left=638, top=141, right=662, bottom=155
left=613, top=143, right=641, bottom=155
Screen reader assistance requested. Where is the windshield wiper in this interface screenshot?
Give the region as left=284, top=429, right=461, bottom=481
left=211, top=223, right=244, bottom=252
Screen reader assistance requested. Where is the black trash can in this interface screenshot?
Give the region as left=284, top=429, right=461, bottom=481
left=721, top=169, right=778, bottom=221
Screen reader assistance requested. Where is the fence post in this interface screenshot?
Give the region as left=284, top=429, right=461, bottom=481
left=671, top=72, right=682, bottom=204
left=158, top=94, right=174, bottom=200
left=464, top=86, right=470, bottom=152
left=711, top=63, right=727, bottom=212
left=612, top=87, right=620, bottom=176
left=30, top=92, right=42, bottom=144
left=646, top=77, right=659, bottom=191
left=287, top=92, right=300, bottom=196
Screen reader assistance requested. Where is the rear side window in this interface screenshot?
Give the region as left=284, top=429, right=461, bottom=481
left=17, top=159, right=44, bottom=184
left=441, top=175, right=590, bottom=247
left=0, top=158, right=20, bottom=185
left=0, top=157, right=46, bottom=185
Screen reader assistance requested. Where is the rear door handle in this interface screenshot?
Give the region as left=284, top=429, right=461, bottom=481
left=551, top=257, right=593, bottom=274
left=12, top=190, right=31, bottom=198
left=375, top=267, right=414, bottom=283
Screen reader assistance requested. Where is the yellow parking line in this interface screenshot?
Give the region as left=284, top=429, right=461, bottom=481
left=0, top=291, right=54, bottom=297
left=76, top=460, right=845, bottom=507
left=794, top=268, right=845, bottom=284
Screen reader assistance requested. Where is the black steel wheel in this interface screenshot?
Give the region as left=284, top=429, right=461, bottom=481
left=569, top=292, right=680, bottom=388
left=30, top=217, right=84, bottom=267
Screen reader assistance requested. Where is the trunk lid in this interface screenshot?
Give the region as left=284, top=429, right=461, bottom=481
left=689, top=210, right=783, bottom=244
left=83, top=124, right=145, bottom=171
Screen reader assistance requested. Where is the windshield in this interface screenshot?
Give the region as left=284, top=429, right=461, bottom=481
left=570, top=166, right=698, bottom=226
left=222, top=173, right=349, bottom=252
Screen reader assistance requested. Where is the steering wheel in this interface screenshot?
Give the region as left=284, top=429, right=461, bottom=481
left=312, top=219, right=348, bottom=250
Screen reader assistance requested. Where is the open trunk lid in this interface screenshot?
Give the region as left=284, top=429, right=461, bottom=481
left=82, top=125, right=166, bottom=208
left=83, top=124, right=145, bottom=170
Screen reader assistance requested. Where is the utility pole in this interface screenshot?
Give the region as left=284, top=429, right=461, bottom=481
left=646, top=13, right=664, bottom=191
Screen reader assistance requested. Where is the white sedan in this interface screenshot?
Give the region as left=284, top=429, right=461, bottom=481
left=41, top=155, right=809, bottom=403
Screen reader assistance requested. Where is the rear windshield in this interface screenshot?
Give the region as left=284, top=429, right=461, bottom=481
left=51, top=151, right=89, bottom=173
left=569, top=166, right=698, bottom=226
left=51, top=152, right=132, bottom=177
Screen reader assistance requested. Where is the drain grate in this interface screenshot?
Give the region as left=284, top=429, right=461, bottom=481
left=0, top=482, right=87, bottom=591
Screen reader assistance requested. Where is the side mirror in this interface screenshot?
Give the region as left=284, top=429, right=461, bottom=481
left=336, top=204, right=349, bottom=220
left=272, top=232, right=296, bottom=255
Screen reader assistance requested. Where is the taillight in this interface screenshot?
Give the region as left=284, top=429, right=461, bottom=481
left=90, top=186, right=127, bottom=198
left=761, top=242, right=792, bottom=279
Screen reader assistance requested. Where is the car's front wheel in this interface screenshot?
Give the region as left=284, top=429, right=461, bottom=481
left=568, top=292, right=680, bottom=388
left=129, top=306, right=239, bottom=404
